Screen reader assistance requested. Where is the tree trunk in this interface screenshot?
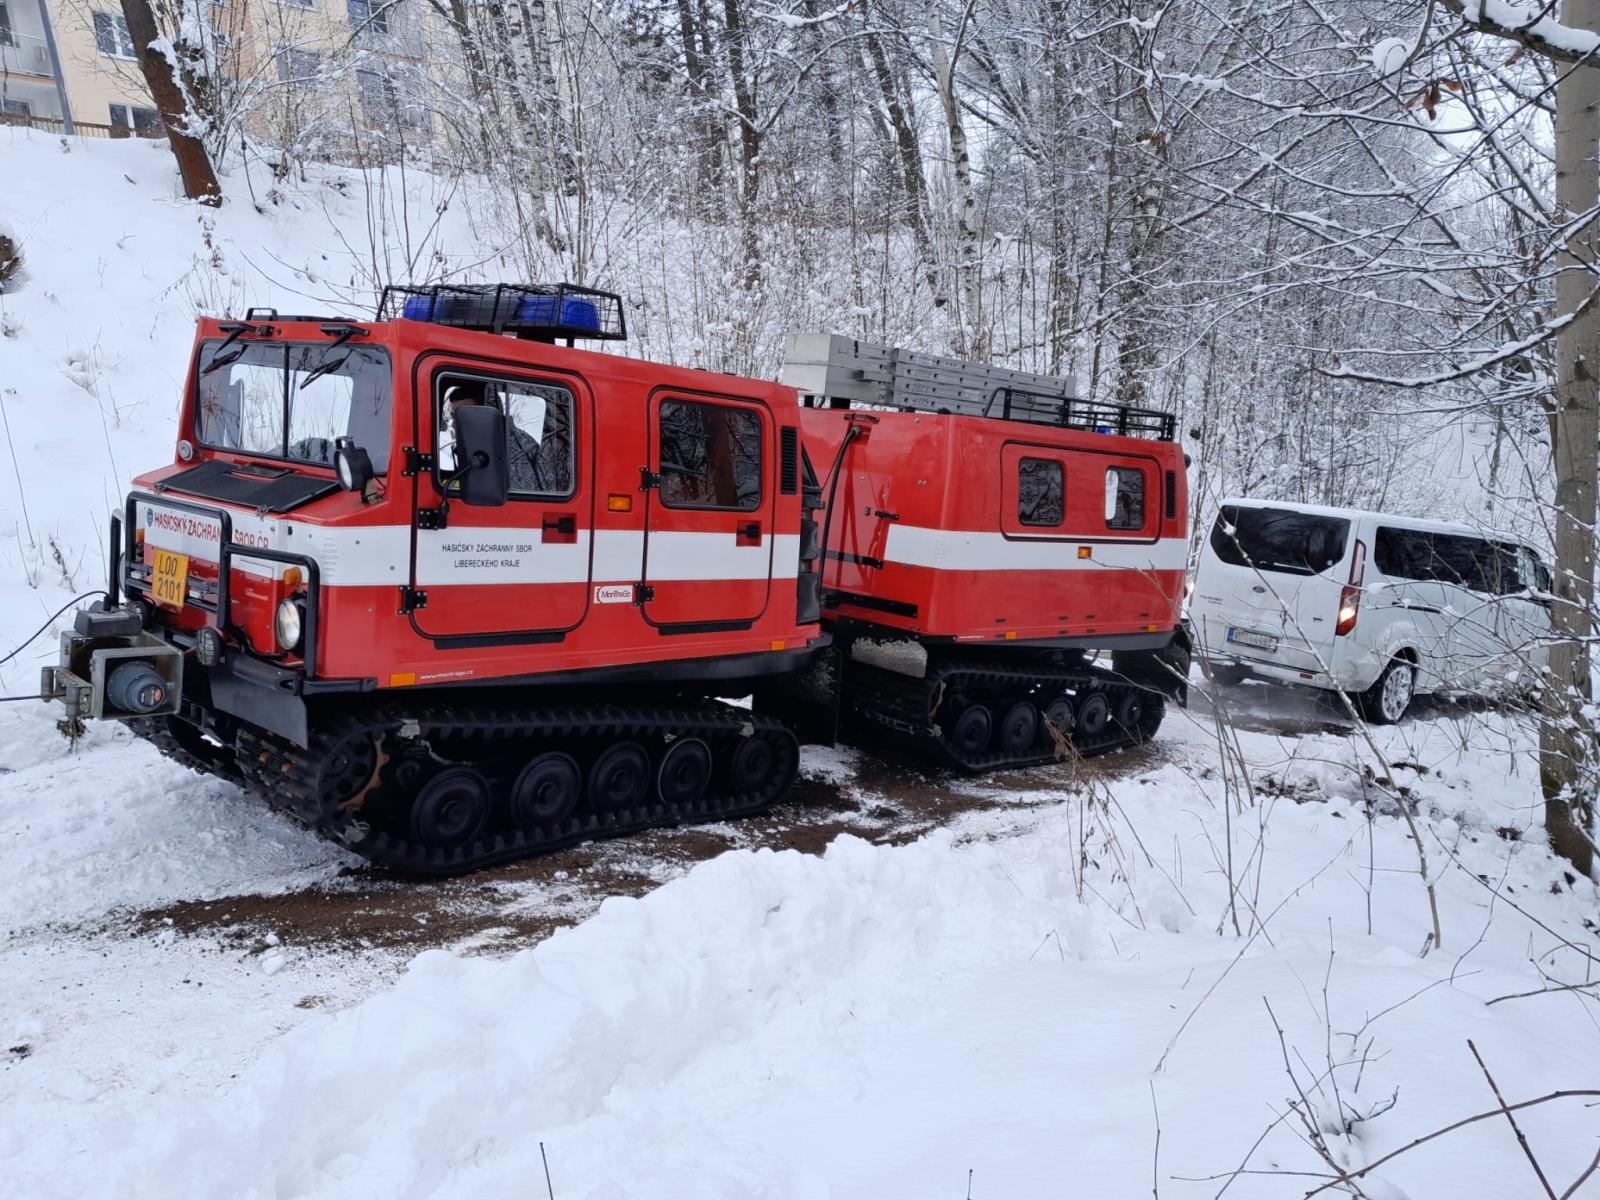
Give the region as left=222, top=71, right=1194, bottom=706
left=862, top=13, right=942, bottom=305
left=120, top=0, right=221, bottom=205
left=721, top=0, right=762, bottom=290
left=1543, top=0, right=1600, bottom=877
left=929, top=2, right=985, bottom=359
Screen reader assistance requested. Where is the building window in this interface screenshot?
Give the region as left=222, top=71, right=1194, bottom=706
left=357, top=64, right=428, bottom=130
left=658, top=399, right=762, bottom=511
left=0, top=3, right=15, bottom=48
left=3, top=98, right=32, bottom=118
left=93, top=10, right=137, bottom=59
left=131, top=105, right=161, bottom=136
left=275, top=49, right=323, bottom=85
left=276, top=0, right=317, bottom=9
left=1017, top=457, right=1064, bottom=527
left=1105, top=467, right=1145, bottom=531
left=348, top=0, right=390, bottom=34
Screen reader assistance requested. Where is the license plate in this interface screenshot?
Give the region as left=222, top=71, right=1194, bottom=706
left=150, top=548, right=191, bottom=609
left=1227, top=626, right=1278, bottom=651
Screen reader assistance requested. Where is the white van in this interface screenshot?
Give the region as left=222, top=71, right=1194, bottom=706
left=1189, top=499, right=1552, bottom=722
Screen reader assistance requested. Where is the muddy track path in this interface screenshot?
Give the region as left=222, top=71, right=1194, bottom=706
left=132, top=745, right=1161, bottom=956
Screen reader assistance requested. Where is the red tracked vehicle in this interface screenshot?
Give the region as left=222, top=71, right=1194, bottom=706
left=46, top=286, right=1189, bottom=876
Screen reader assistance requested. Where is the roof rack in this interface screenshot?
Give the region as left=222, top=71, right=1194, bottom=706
left=377, top=282, right=626, bottom=342
left=779, top=333, right=1175, bottom=441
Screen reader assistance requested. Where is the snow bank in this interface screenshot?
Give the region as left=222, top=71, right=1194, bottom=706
left=10, top=760, right=1597, bottom=1199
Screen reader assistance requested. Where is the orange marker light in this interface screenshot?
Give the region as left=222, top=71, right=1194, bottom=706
left=608, top=494, right=633, bottom=513
left=1004, top=630, right=1018, bottom=640
left=1077, top=546, right=1092, bottom=559
left=389, top=672, right=416, bottom=688
left=282, top=567, right=304, bottom=591
left=770, top=639, right=786, bottom=651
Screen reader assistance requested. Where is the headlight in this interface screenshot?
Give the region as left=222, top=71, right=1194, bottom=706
left=274, top=598, right=304, bottom=651
left=333, top=437, right=374, bottom=494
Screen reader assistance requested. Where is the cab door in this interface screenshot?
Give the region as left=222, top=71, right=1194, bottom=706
left=641, top=392, right=773, bottom=630
left=410, top=363, right=593, bottom=643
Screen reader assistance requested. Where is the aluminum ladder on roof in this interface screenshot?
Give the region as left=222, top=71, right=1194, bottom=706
left=778, top=333, right=1176, bottom=439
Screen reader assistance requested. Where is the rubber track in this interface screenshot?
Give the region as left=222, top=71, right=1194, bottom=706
left=232, top=699, right=799, bottom=878
left=844, top=656, right=1164, bottom=771
left=128, top=714, right=252, bottom=790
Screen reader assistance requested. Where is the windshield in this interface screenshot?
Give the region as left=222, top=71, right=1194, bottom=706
left=194, top=340, right=392, bottom=472
left=1209, top=504, right=1350, bottom=577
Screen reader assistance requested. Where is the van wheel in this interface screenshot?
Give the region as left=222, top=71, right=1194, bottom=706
left=1209, top=664, right=1249, bottom=688
left=1360, top=659, right=1415, bottom=724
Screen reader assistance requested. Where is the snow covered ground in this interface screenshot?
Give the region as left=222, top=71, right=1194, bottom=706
left=3, top=130, right=1598, bottom=1199
left=4, top=681, right=1596, bottom=1199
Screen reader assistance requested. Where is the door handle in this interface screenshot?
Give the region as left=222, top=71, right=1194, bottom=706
left=737, top=521, right=763, bottom=546
left=542, top=512, right=578, bottom=543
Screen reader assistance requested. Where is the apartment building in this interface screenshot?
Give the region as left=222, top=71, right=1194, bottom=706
left=0, top=0, right=436, bottom=148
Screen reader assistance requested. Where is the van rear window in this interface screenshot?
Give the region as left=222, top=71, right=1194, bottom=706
left=1209, top=505, right=1349, bottom=576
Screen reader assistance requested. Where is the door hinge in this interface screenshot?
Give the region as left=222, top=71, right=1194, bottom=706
left=416, top=505, right=449, bottom=531
left=403, top=447, right=434, bottom=476
left=639, top=467, right=661, bottom=491
left=633, top=582, right=655, bottom=605
left=399, top=586, right=428, bottom=614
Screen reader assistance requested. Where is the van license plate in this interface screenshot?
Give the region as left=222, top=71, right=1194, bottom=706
left=150, top=548, right=191, bottom=609
left=1227, top=627, right=1277, bottom=651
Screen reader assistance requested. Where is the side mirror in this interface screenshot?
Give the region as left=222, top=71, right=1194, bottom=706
left=451, top=404, right=510, bottom=507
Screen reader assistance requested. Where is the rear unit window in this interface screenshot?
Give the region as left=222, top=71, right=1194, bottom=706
left=658, top=399, right=762, bottom=511
left=1018, top=458, right=1064, bottom=527
left=1106, top=468, right=1145, bottom=530
left=1210, top=505, right=1349, bottom=576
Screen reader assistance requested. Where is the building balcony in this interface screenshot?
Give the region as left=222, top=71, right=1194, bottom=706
left=0, top=32, right=55, bottom=80
left=352, top=24, right=423, bottom=59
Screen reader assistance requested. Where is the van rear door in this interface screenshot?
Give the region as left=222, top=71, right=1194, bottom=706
left=1194, top=504, right=1351, bottom=673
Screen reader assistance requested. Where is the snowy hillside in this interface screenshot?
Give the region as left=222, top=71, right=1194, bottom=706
left=2, top=129, right=1599, bottom=1200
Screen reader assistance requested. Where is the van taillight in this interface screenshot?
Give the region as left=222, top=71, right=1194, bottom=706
left=1337, top=538, right=1367, bottom=636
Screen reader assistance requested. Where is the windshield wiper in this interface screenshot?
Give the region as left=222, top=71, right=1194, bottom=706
left=201, top=320, right=273, bottom=375
left=297, top=322, right=369, bottom=391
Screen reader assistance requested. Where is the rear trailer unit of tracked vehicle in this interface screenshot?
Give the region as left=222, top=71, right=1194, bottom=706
left=47, top=289, right=1190, bottom=876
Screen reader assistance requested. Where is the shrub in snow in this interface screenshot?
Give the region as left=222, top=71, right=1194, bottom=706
left=0, top=233, right=20, bottom=290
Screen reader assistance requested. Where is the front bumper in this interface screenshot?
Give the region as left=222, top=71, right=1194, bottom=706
left=43, top=600, right=340, bottom=746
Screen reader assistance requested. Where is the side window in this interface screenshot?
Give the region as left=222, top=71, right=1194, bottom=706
left=1375, top=526, right=1432, bottom=581
left=436, top=373, right=576, bottom=498
left=658, top=399, right=762, bottom=511
left=1105, top=467, right=1145, bottom=531
left=1431, top=534, right=1499, bottom=593
left=1526, top=549, right=1552, bottom=594
left=1017, top=458, right=1063, bottom=527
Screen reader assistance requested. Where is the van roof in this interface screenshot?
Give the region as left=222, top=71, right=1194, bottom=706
left=1215, top=496, right=1532, bottom=549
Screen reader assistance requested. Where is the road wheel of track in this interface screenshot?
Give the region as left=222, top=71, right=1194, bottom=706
left=319, top=731, right=379, bottom=808
left=588, top=742, right=651, bottom=813
left=1135, top=693, right=1167, bottom=741
left=410, top=766, right=492, bottom=849
left=1042, top=697, right=1075, bottom=744
left=1076, top=692, right=1111, bottom=739
left=728, top=735, right=777, bottom=795
left=509, top=752, right=581, bottom=831
left=947, top=704, right=993, bottom=758
left=1114, top=691, right=1149, bottom=739
left=657, top=738, right=713, bottom=806
left=998, top=701, right=1039, bottom=754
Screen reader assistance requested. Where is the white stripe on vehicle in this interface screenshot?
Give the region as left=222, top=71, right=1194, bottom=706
left=139, top=501, right=803, bottom=588
left=881, top=526, right=1188, bottom=573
